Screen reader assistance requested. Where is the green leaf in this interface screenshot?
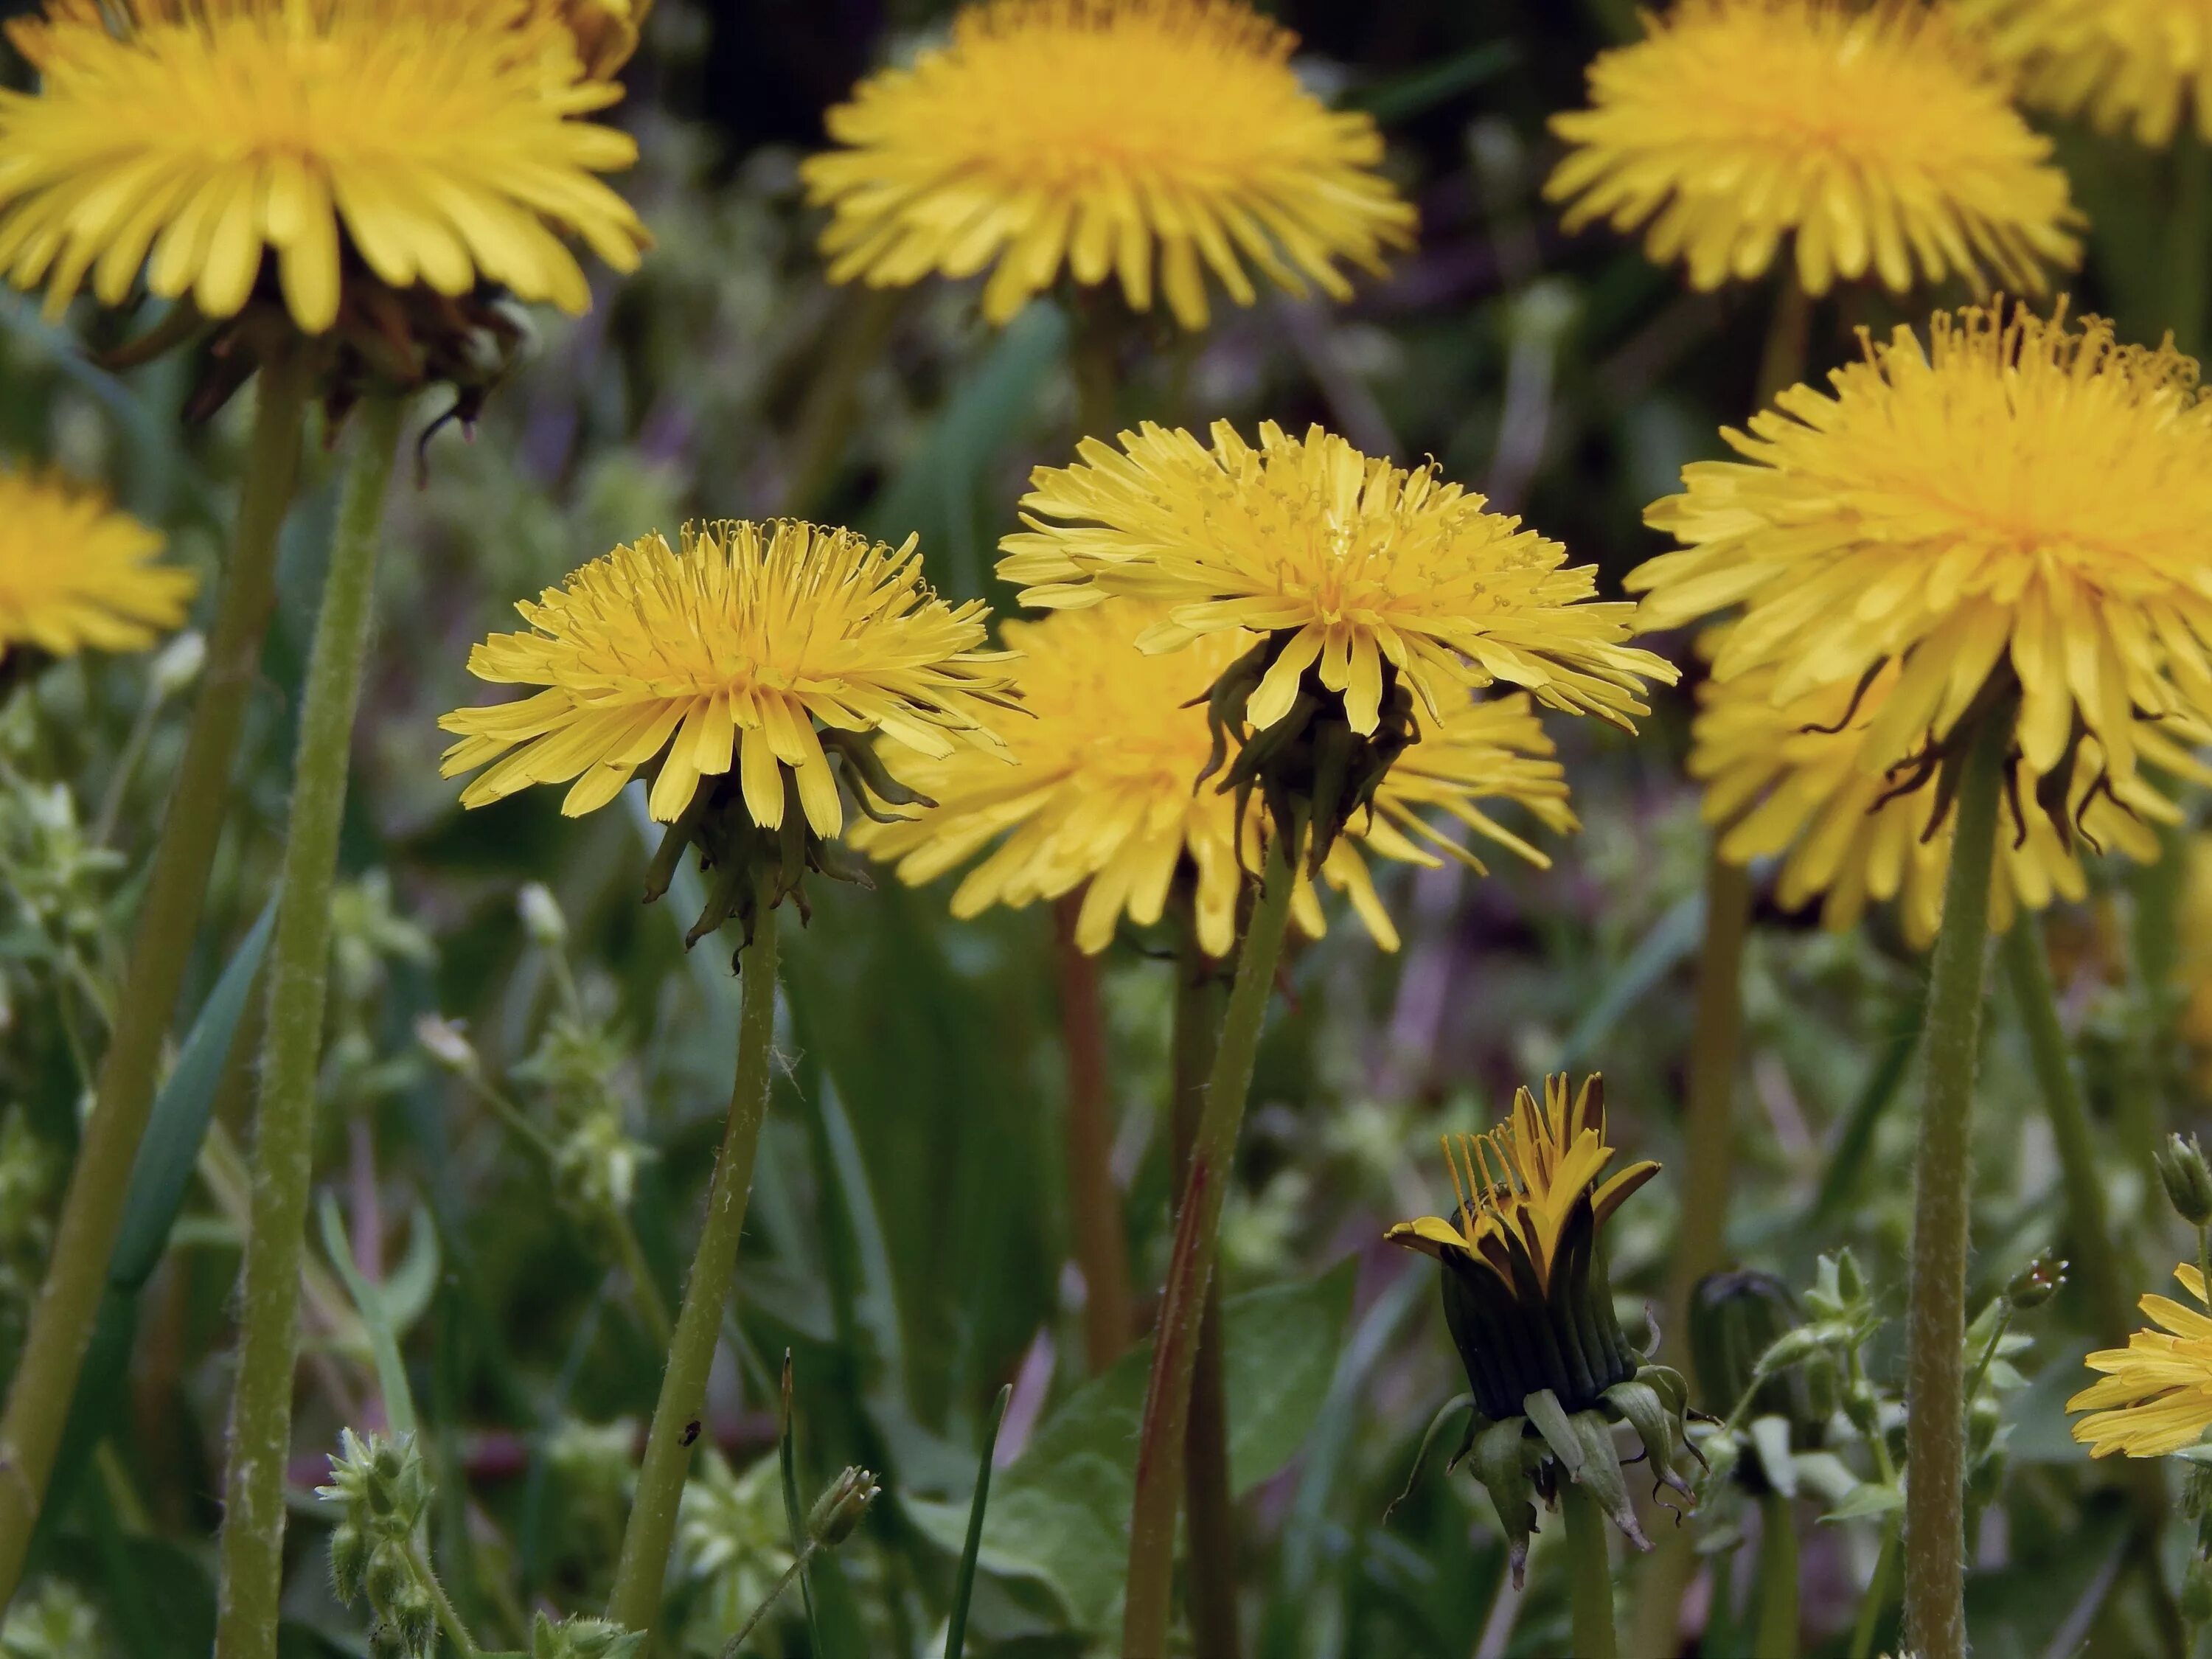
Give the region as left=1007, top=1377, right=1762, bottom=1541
left=316, top=1192, right=430, bottom=1440
left=1820, top=1481, right=1904, bottom=1523
left=901, top=1259, right=1356, bottom=1636
left=1555, top=891, right=1703, bottom=1071
left=943, top=1383, right=1011, bottom=1659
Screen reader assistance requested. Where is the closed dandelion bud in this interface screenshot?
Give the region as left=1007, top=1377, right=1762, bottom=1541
left=807, top=1466, right=881, bottom=1547
left=2157, top=1134, right=2212, bottom=1226
left=518, top=883, right=569, bottom=951
left=1689, top=1269, right=1801, bottom=1416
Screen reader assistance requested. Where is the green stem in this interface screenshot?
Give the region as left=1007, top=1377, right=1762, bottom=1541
left=1753, top=1492, right=1799, bottom=1659
left=1052, top=895, right=1133, bottom=1373
left=1961, top=1309, right=2012, bottom=1411
left=1122, top=838, right=1294, bottom=1659
left=605, top=883, right=782, bottom=1641
left=1169, top=908, right=1238, bottom=1659
left=2000, top=919, right=2134, bottom=1349
left=1899, top=706, right=2010, bottom=1659
left=408, top=1540, right=482, bottom=1659
left=0, top=345, right=311, bottom=1613
left=719, top=1539, right=820, bottom=1659
left=606, top=1208, right=674, bottom=1352
left=1562, top=1480, right=1619, bottom=1659
left=1849, top=1527, right=1897, bottom=1659
left=214, top=396, right=403, bottom=1659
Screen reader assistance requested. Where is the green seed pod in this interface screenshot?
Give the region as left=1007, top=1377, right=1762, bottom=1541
left=807, top=1465, right=882, bottom=1546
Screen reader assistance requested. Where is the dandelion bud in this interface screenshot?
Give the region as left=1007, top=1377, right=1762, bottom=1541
left=2158, top=1134, right=2212, bottom=1227
left=1689, top=1269, right=1801, bottom=1416
left=518, top=883, right=568, bottom=950
left=807, top=1466, right=881, bottom=1546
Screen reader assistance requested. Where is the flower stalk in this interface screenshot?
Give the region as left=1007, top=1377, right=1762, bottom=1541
left=1562, top=1478, right=1618, bottom=1659
left=1753, top=1492, right=1799, bottom=1659
left=1052, top=896, right=1133, bottom=1373
left=1899, top=700, right=2012, bottom=1659
left=1123, top=833, right=1296, bottom=1658
left=215, top=394, right=404, bottom=1659
left=605, top=876, right=782, bottom=1638
left=0, top=348, right=312, bottom=1610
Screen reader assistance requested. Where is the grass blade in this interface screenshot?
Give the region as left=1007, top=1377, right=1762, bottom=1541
left=316, top=1192, right=428, bottom=1439
left=779, top=1350, right=826, bottom=1655
left=944, top=1384, right=1012, bottom=1659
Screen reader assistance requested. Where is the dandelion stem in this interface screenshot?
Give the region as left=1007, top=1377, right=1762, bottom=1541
left=1052, top=895, right=1134, bottom=1373
left=605, top=877, right=782, bottom=1640
left=1900, top=702, right=2011, bottom=1659
left=1122, top=835, right=1294, bottom=1659
left=1170, top=903, right=1238, bottom=1659
left=1562, top=1479, right=1619, bottom=1659
left=215, top=395, right=404, bottom=1659
left=1753, top=1492, right=1798, bottom=1659
left=0, top=348, right=311, bottom=1611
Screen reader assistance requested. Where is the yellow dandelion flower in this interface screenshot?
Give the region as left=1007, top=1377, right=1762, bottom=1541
left=1693, top=655, right=2206, bottom=948
left=2069, top=1262, right=2212, bottom=1458
left=1385, top=1074, right=1659, bottom=1410
left=0, top=467, right=193, bottom=661
left=557, top=0, right=647, bottom=78
left=1546, top=0, right=2081, bottom=295
left=0, top=0, right=649, bottom=335
left=438, top=519, right=1015, bottom=836
left=998, top=420, right=1677, bottom=739
left=1955, top=0, right=2212, bottom=147
left=799, top=0, right=1416, bottom=330
left=1630, top=302, right=2212, bottom=815
left=852, top=600, right=1575, bottom=956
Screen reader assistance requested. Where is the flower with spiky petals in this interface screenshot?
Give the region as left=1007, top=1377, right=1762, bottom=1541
left=799, top=0, right=1416, bottom=330
left=851, top=599, right=1576, bottom=956
left=1955, top=0, right=2212, bottom=147
left=2069, top=1262, right=2212, bottom=1457
left=1630, top=302, right=2212, bottom=849
left=0, top=467, right=192, bottom=664
left=1547, top=0, right=2080, bottom=295
left=1691, top=655, right=2209, bottom=947
left=1385, top=1076, right=1693, bottom=1575
left=0, top=0, right=649, bottom=336
left=439, top=519, right=1015, bottom=837
left=1001, top=420, right=1674, bottom=737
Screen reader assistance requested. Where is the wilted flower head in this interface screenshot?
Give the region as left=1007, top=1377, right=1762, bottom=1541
left=0, top=470, right=190, bottom=665
left=0, top=0, right=649, bottom=337
left=441, top=520, right=1015, bottom=833
left=1632, top=302, right=2212, bottom=846
left=851, top=600, right=1576, bottom=956
left=1548, top=0, right=2079, bottom=294
left=800, top=0, right=1415, bottom=329
left=2070, top=1263, right=2212, bottom=1458
left=1689, top=655, right=2205, bottom=947
left=1955, top=0, right=2212, bottom=147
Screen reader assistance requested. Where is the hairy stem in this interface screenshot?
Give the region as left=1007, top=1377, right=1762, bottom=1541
left=1122, top=839, right=1293, bottom=1658
left=1899, top=707, right=2010, bottom=1659
left=0, top=349, right=311, bottom=1611
left=215, top=397, right=403, bottom=1659
left=605, top=883, right=782, bottom=1639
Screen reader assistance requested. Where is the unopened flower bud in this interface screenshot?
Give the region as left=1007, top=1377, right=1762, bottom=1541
left=2006, top=1253, right=2067, bottom=1311
left=414, top=1013, right=479, bottom=1077
left=807, top=1465, right=880, bottom=1546
left=329, top=1523, right=370, bottom=1604
left=518, top=882, right=568, bottom=950
left=2158, top=1134, right=2212, bottom=1227
left=531, top=1611, right=645, bottom=1659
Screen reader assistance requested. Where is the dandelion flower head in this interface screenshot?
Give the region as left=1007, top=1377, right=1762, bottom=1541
left=0, top=0, right=650, bottom=335
left=439, top=519, right=1015, bottom=837
left=998, top=420, right=1676, bottom=740
left=799, top=0, right=1416, bottom=330
left=1692, top=655, right=2205, bottom=948
left=1630, top=302, right=2212, bottom=810
left=1955, top=0, right=2212, bottom=147
left=2070, top=1262, right=2212, bottom=1458
left=1546, top=0, right=2080, bottom=295
left=852, top=599, right=1576, bottom=956
left=0, top=468, right=194, bottom=662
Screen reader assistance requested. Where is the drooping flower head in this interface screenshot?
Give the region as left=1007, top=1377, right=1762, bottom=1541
left=0, top=0, right=649, bottom=338
left=999, top=422, right=1669, bottom=869
left=1547, top=0, right=2081, bottom=295
left=1955, top=0, right=2212, bottom=147
left=799, top=0, right=1416, bottom=330
left=850, top=600, right=1576, bottom=956
left=1691, top=655, right=2207, bottom=947
left=2069, top=1263, right=2212, bottom=1458
left=1631, top=302, right=2212, bottom=850
left=1385, top=1076, right=1691, bottom=1575
left=0, top=468, right=193, bottom=664
left=440, top=520, right=1015, bottom=869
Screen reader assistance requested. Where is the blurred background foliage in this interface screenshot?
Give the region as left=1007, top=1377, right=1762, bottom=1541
left=0, top=1, right=2206, bottom=1655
